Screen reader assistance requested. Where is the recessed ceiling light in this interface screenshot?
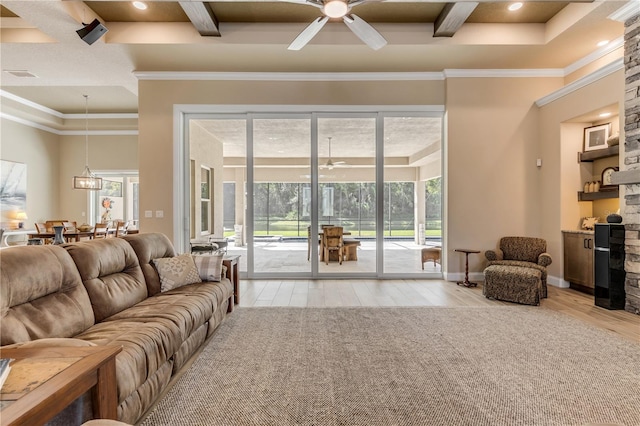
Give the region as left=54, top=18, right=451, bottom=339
left=508, top=2, right=523, bottom=11
left=597, top=40, right=610, bottom=47
left=132, top=1, right=147, bottom=10
left=599, top=112, right=612, bottom=118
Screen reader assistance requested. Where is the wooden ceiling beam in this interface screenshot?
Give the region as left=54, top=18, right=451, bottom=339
left=179, top=2, right=220, bottom=36
left=434, top=2, right=479, bottom=37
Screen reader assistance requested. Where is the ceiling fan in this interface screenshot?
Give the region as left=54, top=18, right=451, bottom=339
left=322, top=137, right=347, bottom=169
left=287, top=0, right=387, bottom=51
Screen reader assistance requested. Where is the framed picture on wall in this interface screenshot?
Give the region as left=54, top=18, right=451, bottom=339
left=584, top=123, right=611, bottom=152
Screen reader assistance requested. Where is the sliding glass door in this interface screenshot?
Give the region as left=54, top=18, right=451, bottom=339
left=185, top=108, right=443, bottom=279
left=253, top=117, right=311, bottom=274
left=383, top=115, right=443, bottom=276
left=317, top=116, right=376, bottom=275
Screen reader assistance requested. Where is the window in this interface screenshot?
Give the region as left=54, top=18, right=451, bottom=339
left=201, top=167, right=211, bottom=234
left=93, top=173, right=139, bottom=227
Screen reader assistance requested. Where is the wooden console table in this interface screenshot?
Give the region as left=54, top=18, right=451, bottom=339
left=223, top=255, right=240, bottom=311
left=0, top=345, right=121, bottom=426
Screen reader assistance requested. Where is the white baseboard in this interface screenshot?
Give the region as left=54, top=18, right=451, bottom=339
left=548, top=275, right=570, bottom=288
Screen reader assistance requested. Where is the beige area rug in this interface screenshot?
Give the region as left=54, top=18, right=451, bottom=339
left=142, top=307, right=640, bottom=426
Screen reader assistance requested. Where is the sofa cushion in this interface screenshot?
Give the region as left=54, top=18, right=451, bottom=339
left=64, top=238, right=148, bottom=322
left=153, top=254, right=202, bottom=292
left=123, top=233, right=176, bottom=297
left=0, top=245, right=95, bottom=345
left=103, top=281, right=233, bottom=342
left=75, top=318, right=182, bottom=404
left=192, top=253, right=224, bottom=282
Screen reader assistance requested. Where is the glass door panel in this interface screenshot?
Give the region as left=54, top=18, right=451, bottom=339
left=383, top=116, right=443, bottom=275
left=317, top=117, right=376, bottom=275
left=189, top=118, right=247, bottom=273
left=253, top=118, right=311, bottom=274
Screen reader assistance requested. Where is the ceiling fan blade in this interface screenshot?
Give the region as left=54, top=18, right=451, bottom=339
left=343, top=14, right=387, bottom=50
left=288, top=16, right=329, bottom=51
left=280, top=0, right=323, bottom=8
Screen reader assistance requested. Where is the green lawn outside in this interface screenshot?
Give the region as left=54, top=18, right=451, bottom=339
left=224, top=219, right=442, bottom=238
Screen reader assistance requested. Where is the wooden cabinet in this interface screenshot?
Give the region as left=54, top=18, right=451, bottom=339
left=563, top=231, right=594, bottom=294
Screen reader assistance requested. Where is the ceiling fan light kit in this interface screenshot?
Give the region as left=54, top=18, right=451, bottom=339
left=288, top=0, right=387, bottom=51
left=323, top=0, right=349, bottom=18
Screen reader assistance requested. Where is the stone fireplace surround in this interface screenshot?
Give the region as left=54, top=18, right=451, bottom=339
left=610, top=12, right=640, bottom=314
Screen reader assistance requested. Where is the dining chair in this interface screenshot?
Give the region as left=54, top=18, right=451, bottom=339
left=323, top=226, right=344, bottom=265
left=114, top=221, right=128, bottom=237
left=35, top=223, right=53, bottom=244
left=45, top=220, right=68, bottom=233
left=93, top=222, right=109, bottom=239
left=61, top=221, right=79, bottom=242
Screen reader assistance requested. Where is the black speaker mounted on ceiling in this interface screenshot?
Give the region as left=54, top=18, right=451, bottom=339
left=76, top=19, right=108, bottom=45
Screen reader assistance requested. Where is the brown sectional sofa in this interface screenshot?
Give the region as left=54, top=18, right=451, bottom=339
left=0, top=233, right=233, bottom=424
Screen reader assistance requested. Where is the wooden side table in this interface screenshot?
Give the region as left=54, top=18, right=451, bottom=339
left=223, top=255, right=240, bottom=312
left=455, top=249, right=480, bottom=287
left=0, top=345, right=121, bottom=426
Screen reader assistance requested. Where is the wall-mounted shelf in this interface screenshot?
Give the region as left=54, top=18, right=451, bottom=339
left=578, top=145, right=619, bottom=162
left=578, top=189, right=619, bottom=201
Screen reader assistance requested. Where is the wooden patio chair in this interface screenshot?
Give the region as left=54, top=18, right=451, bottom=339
left=323, top=226, right=344, bottom=265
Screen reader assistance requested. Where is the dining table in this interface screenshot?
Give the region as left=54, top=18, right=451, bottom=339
left=28, top=230, right=95, bottom=243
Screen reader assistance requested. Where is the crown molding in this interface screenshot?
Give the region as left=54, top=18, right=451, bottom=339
left=608, top=0, right=640, bottom=22
left=535, top=57, right=624, bottom=107
left=0, top=112, right=61, bottom=134
left=64, top=113, right=138, bottom=120
left=1, top=90, right=63, bottom=118
left=59, top=130, right=138, bottom=136
left=1, top=112, right=138, bottom=136
left=443, top=68, right=564, bottom=78
left=1, top=90, right=138, bottom=120
left=133, top=71, right=446, bottom=81
left=563, top=36, right=624, bottom=76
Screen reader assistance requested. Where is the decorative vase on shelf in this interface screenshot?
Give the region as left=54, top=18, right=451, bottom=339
left=52, top=225, right=65, bottom=245
left=588, top=181, right=595, bottom=192
left=594, top=180, right=601, bottom=192
left=584, top=182, right=590, bottom=193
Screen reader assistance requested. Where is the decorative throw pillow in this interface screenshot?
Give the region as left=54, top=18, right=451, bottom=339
left=192, top=252, right=225, bottom=282
left=153, top=253, right=202, bottom=292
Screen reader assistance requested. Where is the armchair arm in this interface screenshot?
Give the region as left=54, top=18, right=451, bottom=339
left=538, top=252, right=552, bottom=267
left=485, top=249, right=503, bottom=261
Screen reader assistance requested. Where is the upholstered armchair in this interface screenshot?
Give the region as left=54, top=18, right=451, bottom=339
left=485, top=236, right=552, bottom=298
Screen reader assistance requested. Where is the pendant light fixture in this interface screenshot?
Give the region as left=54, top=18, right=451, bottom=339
left=73, top=94, right=102, bottom=190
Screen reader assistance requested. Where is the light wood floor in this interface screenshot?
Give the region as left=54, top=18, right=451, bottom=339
left=238, top=279, right=640, bottom=343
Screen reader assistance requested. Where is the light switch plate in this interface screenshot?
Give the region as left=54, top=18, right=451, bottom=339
left=155, top=210, right=164, bottom=218
left=145, top=210, right=153, bottom=218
